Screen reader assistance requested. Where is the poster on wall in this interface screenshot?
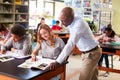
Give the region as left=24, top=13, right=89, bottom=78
left=64, top=0, right=83, bottom=17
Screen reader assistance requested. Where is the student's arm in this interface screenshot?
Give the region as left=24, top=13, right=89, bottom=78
left=31, top=42, right=41, bottom=61
left=2, top=31, right=11, bottom=44
left=1, top=38, right=13, bottom=54
left=96, top=35, right=104, bottom=43
left=13, top=36, right=32, bottom=56
left=31, top=49, right=38, bottom=61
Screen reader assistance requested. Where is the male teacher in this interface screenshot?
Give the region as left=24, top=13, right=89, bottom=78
left=50, top=7, right=101, bottom=80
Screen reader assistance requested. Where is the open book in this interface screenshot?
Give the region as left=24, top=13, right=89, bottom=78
left=18, top=56, right=55, bottom=70
left=0, top=51, right=31, bottom=62
left=0, top=54, right=14, bottom=62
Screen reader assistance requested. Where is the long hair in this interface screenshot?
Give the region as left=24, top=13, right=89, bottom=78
left=37, top=24, right=55, bottom=47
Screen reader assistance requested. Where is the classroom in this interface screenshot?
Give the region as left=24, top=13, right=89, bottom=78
left=0, top=0, right=120, bottom=80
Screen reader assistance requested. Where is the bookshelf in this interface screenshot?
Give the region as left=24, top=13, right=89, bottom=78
left=0, top=0, right=29, bottom=29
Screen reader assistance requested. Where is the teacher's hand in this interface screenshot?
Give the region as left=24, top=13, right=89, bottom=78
left=49, top=61, right=60, bottom=70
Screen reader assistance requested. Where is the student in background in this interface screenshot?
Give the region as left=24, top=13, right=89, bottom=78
left=31, top=24, right=65, bottom=80
left=97, top=27, right=120, bottom=77
left=34, top=18, right=45, bottom=42
left=37, top=17, right=45, bottom=31
left=101, top=23, right=112, bottom=33
left=0, top=24, right=11, bottom=44
left=52, top=20, right=62, bottom=30
left=1, top=24, right=32, bottom=56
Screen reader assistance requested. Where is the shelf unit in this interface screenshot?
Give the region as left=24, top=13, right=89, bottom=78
left=0, top=0, right=29, bottom=29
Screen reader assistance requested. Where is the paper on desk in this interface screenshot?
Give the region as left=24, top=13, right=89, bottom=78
left=18, top=56, right=55, bottom=70
left=0, top=51, right=31, bottom=61
left=7, top=51, right=31, bottom=59
left=110, top=42, right=120, bottom=45
left=0, top=52, right=14, bottom=62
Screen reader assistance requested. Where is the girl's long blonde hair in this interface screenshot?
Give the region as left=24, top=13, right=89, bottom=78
left=37, top=24, right=55, bottom=47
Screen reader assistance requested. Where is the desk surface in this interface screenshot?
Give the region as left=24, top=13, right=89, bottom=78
left=0, top=59, right=67, bottom=80
left=100, top=43, right=120, bottom=50
left=53, top=31, right=69, bottom=35
left=99, top=43, right=120, bottom=74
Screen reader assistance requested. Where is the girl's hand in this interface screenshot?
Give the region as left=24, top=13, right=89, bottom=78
left=31, top=55, right=37, bottom=61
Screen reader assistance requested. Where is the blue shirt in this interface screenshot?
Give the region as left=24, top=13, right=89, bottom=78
left=56, top=16, right=99, bottom=63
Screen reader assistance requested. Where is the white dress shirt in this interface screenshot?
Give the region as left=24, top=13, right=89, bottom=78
left=56, top=16, right=99, bottom=63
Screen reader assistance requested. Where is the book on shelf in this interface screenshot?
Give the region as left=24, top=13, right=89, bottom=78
left=18, top=56, right=55, bottom=70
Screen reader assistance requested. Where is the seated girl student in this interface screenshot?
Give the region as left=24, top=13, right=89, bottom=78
left=31, top=24, right=65, bottom=60
left=0, top=24, right=11, bottom=45
left=97, top=27, right=120, bottom=77
left=0, top=24, right=32, bottom=56
left=31, top=24, right=65, bottom=80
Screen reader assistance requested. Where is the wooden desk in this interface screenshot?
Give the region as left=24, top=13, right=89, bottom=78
left=99, top=43, right=120, bottom=74
left=0, top=59, right=68, bottom=80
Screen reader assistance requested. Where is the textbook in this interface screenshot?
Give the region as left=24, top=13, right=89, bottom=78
left=0, top=51, right=31, bottom=62
left=18, top=56, right=55, bottom=70
left=0, top=54, right=14, bottom=62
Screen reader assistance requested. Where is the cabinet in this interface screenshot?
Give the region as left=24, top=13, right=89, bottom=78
left=0, top=0, right=29, bottom=28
